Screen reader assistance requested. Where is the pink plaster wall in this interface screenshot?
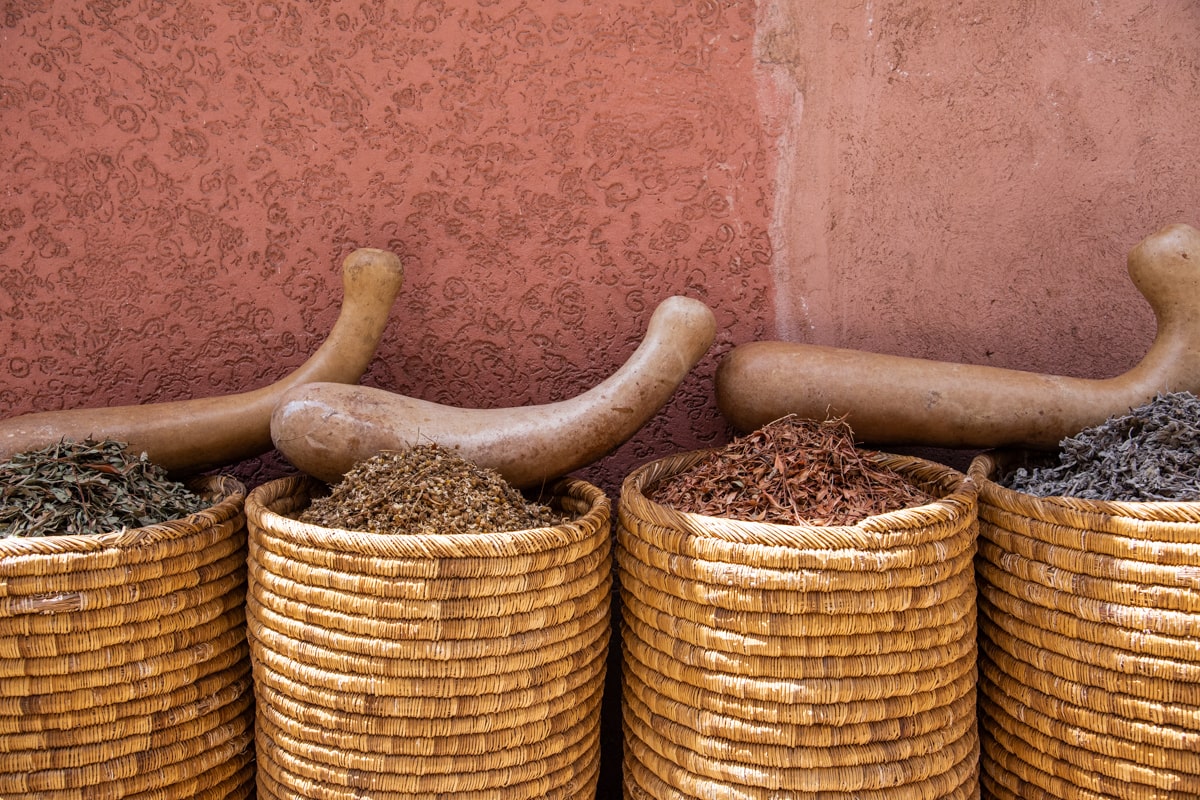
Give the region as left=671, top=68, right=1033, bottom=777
left=2, top=1, right=1200, bottom=795
left=760, top=0, right=1200, bottom=383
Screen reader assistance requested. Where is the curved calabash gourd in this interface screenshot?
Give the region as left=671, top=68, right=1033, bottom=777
left=0, top=248, right=404, bottom=473
left=271, top=295, right=718, bottom=488
left=716, top=222, right=1200, bottom=449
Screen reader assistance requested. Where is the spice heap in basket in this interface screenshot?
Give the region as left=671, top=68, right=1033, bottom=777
left=617, top=416, right=981, bottom=800
left=245, top=445, right=613, bottom=800
left=0, top=439, right=255, bottom=799
left=974, top=392, right=1200, bottom=800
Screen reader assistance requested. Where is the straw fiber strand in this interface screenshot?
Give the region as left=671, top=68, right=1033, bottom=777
left=0, top=475, right=253, bottom=800
left=979, top=643, right=1200, bottom=731
left=247, top=554, right=610, bottom=638
left=251, top=520, right=611, bottom=597
left=621, top=606, right=977, bottom=680
left=979, top=572, right=1200, bottom=663
left=257, top=675, right=601, bottom=756
left=620, top=584, right=977, bottom=658
left=621, top=656, right=977, bottom=749
left=980, top=711, right=1198, bottom=800
left=973, top=451, right=1200, bottom=800
left=247, top=580, right=610, bottom=675
left=617, top=518, right=976, bottom=592
left=622, top=637, right=979, bottom=729
left=618, top=450, right=980, bottom=798
left=619, top=564, right=976, bottom=637
left=3, top=670, right=253, bottom=752
left=245, top=475, right=610, bottom=799
left=621, top=617, right=977, bottom=705
left=623, top=675, right=977, bottom=772
left=977, top=552, right=1200, bottom=640
left=982, top=693, right=1200, bottom=795
left=0, top=588, right=245, bottom=662
left=623, top=720, right=981, bottom=800
left=255, top=742, right=602, bottom=800
left=976, top=536, right=1200, bottom=613
left=980, top=670, right=1200, bottom=773
left=0, top=604, right=245, bottom=679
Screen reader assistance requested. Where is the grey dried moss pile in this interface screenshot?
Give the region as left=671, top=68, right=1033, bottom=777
left=1003, top=391, right=1200, bottom=501
left=299, top=444, right=564, bottom=535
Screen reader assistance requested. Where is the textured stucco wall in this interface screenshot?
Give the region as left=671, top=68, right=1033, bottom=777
left=1, top=0, right=773, bottom=497
left=2, top=2, right=1200, bottom=794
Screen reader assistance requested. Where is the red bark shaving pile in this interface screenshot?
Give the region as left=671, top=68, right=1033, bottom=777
left=650, top=416, right=933, bottom=526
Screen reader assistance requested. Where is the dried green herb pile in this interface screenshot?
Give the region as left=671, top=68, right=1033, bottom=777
left=0, top=439, right=208, bottom=538
left=299, top=444, right=565, bottom=535
left=650, top=416, right=933, bottom=526
left=1003, top=391, right=1200, bottom=501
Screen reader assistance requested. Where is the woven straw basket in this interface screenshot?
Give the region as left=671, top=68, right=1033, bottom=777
left=616, top=450, right=981, bottom=800
left=972, top=452, right=1200, bottom=800
left=244, top=473, right=612, bottom=800
left=0, top=474, right=255, bottom=799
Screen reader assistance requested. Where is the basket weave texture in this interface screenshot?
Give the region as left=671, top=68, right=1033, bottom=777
left=972, top=452, right=1200, bottom=800
left=0, top=474, right=255, bottom=799
left=616, top=450, right=981, bottom=800
left=244, top=474, right=612, bottom=800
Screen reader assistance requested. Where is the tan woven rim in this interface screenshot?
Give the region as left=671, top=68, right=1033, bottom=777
left=980, top=668, right=1200, bottom=772
left=623, top=718, right=980, bottom=799
left=247, top=474, right=610, bottom=562
left=617, top=535, right=976, bottom=615
left=620, top=450, right=978, bottom=550
left=250, top=521, right=611, bottom=600
left=975, top=451, right=1200, bottom=555
left=616, top=519, right=976, bottom=592
left=981, top=708, right=1199, bottom=800
left=247, top=546, right=610, bottom=632
left=979, top=642, right=1200, bottom=731
left=621, top=656, right=976, bottom=749
left=0, top=475, right=245, bottom=566
left=980, top=595, right=1200, bottom=693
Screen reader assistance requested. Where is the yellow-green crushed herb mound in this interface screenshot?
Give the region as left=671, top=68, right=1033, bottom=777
left=0, top=438, right=208, bottom=538
left=299, top=444, right=566, bottom=535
